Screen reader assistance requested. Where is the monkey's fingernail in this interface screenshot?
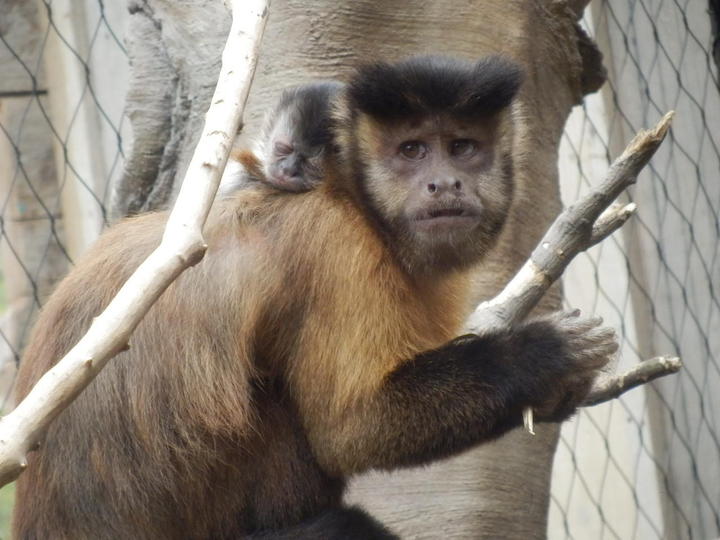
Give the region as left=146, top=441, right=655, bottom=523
left=570, top=309, right=581, bottom=317
left=523, top=407, right=536, bottom=435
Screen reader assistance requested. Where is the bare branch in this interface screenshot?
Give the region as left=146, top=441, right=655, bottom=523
left=464, top=112, right=678, bottom=432
left=0, top=0, right=270, bottom=488
left=583, top=356, right=683, bottom=407
left=466, top=111, right=674, bottom=336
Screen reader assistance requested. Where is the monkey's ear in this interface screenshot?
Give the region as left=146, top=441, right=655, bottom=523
left=232, top=149, right=264, bottom=180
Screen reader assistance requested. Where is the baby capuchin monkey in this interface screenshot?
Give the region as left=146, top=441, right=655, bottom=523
left=13, top=56, right=617, bottom=539
left=219, top=81, right=342, bottom=195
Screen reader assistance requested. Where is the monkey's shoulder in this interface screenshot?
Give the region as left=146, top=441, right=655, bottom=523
left=210, top=186, right=379, bottom=255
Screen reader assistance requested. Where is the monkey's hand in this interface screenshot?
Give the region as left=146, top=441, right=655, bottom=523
left=506, top=311, right=618, bottom=422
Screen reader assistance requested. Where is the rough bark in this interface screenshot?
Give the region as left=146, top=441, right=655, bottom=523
left=111, top=0, right=232, bottom=218
left=113, top=0, right=606, bottom=537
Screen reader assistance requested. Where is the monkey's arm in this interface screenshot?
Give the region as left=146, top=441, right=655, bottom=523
left=309, top=313, right=614, bottom=476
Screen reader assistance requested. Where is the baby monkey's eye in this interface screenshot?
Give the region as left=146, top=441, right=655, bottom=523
left=449, top=139, right=478, bottom=158
left=273, top=141, right=294, bottom=156
left=399, top=141, right=428, bottom=160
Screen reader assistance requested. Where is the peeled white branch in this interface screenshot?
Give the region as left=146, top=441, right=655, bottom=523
left=0, top=0, right=270, bottom=488
left=464, top=111, right=679, bottom=430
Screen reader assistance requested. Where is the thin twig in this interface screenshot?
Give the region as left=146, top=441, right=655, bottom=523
left=583, top=356, right=682, bottom=407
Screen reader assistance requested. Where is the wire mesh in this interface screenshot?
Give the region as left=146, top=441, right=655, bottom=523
left=0, top=1, right=717, bottom=539
left=550, top=1, right=720, bottom=539
left=0, top=0, right=128, bottom=402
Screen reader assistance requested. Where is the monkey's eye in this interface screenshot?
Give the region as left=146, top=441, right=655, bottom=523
left=449, top=139, right=478, bottom=158
left=273, top=141, right=294, bottom=156
left=399, top=141, right=428, bottom=160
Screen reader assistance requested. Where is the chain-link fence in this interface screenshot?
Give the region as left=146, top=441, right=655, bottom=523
left=0, top=2, right=129, bottom=533
left=0, top=1, right=718, bottom=539
left=550, top=1, right=720, bottom=539
left=0, top=0, right=128, bottom=414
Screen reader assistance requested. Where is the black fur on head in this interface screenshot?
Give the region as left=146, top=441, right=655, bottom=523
left=346, top=55, right=523, bottom=122
left=275, top=81, right=344, bottom=149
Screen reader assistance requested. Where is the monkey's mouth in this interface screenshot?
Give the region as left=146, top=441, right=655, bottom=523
left=412, top=206, right=480, bottom=232
left=427, top=208, right=467, bottom=219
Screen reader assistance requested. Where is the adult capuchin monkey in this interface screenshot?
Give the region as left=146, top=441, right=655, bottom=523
left=219, top=81, right=343, bottom=195
left=13, top=56, right=617, bottom=539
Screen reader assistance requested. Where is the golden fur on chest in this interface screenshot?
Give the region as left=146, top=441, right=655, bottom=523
left=222, top=186, right=474, bottom=412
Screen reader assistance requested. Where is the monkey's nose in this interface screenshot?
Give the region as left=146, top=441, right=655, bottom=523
left=281, top=165, right=301, bottom=179
left=426, top=179, right=463, bottom=194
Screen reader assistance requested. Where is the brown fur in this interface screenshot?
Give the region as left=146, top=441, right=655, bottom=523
left=12, top=176, right=472, bottom=538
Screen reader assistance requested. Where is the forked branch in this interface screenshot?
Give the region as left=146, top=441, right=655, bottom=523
left=464, top=112, right=681, bottom=429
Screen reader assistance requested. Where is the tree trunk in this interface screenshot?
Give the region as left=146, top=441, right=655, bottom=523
left=113, top=0, right=604, bottom=537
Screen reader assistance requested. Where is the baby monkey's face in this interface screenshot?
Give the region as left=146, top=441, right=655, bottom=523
left=259, top=82, right=342, bottom=193
left=262, top=109, right=325, bottom=192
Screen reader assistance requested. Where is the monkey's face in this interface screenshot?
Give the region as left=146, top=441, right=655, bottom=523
left=262, top=110, right=325, bottom=192
left=359, top=114, right=513, bottom=273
